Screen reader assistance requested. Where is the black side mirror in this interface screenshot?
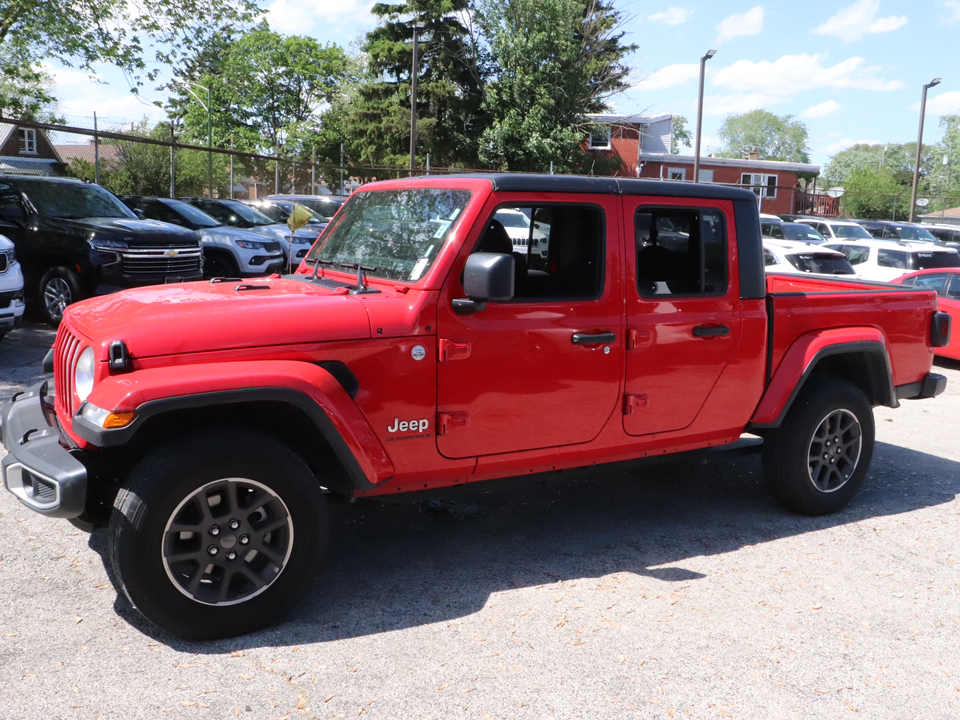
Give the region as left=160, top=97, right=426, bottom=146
left=453, top=252, right=515, bottom=315
left=0, top=205, right=27, bottom=224
left=133, top=208, right=146, bottom=219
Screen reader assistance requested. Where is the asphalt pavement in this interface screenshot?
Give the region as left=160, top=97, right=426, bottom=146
left=1, top=320, right=958, bottom=719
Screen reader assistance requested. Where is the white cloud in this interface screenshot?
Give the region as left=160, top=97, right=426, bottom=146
left=705, top=93, right=790, bottom=116
left=647, top=7, right=693, bottom=25
left=716, top=6, right=764, bottom=43
left=266, top=0, right=377, bottom=35
left=801, top=100, right=842, bottom=118
left=45, top=63, right=165, bottom=126
left=916, top=90, right=960, bottom=116
left=633, top=64, right=700, bottom=92
left=941, top=1, right=960, bottom=24
left=820, top=137, right=879, bottom=157
left=711, top=54, right=902, bottom=96
left=812, top=0, right=908, bottom=42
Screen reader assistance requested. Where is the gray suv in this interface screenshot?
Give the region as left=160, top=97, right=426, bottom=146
left=122, top=196, right=285, bottom=278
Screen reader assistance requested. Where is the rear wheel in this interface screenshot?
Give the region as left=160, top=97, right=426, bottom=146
left=38, top=266, right=80, bottom=326
left=762, top=377, right=875, bottom=515
left=108, top=429, right=327, bottom=639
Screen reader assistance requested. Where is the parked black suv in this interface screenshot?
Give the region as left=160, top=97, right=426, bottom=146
left=0, top=175, right=203, bottom=325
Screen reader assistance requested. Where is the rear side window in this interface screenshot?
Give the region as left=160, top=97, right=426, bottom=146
left=912, top=274, right=948, bottom=291
left=910, top=252, right=960, bottom=270
left=635, top=207, right=726, bottom=296
left=878, top=249, right=908, bottom=268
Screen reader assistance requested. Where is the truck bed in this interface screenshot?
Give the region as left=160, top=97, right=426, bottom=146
left=765, top=272, right=938, bottom=389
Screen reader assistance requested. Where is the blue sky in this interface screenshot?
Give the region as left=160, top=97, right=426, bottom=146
left=44, top=0, right=960, bottom=171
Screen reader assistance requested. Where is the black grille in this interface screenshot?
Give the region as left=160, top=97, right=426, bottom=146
left=0, top=289, right=21, bottom=307
left=0, top=254, right=7, bottom=273
left=261, top=241, right=282, bottom=253
left=120, top=246, right=202, bottom=275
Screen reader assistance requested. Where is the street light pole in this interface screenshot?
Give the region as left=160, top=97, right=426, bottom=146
left=173, top=80, right=214, bottom=197
left=693, top=49, right=716, bottom=184
left=910, top=77, right=941, bottom=222
left=409, top=21, right=425, bottom=176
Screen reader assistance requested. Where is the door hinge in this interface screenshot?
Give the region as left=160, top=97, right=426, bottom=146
left=437, top=411, right=470, bottom=435
left=439, top=339, right=471, bottom=362
left=623, top=394, right=649, bottom=415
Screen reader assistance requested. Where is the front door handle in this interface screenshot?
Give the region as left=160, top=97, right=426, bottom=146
left=572, top=332, right=616, bottom=345
left=693, top=325, right=730, bottom=338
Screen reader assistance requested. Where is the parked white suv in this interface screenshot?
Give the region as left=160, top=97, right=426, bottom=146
left=824, top=238, right=960, bottom=282
left=0, top=233, right=25, bottom=341
left=763, top=239, right=856, bottom=277
left=797, top=218, right=873, bottom=241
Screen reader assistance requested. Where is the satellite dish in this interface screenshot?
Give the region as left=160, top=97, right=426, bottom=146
left=826, top=187, right=845, bottom=198
left=917, top=198, right=930, bottom=207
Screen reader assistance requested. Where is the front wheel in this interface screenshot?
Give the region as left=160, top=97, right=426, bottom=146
left=108, top=429, right=328, bottom=639
left=38, top=266, right=81, bottom=326
left=762, top=377, right=875, bottom=516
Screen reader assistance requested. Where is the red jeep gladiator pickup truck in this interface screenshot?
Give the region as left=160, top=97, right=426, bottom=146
left=1, top=174, right=949, bottom=639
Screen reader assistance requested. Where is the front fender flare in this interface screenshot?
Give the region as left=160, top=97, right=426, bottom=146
left=74, top=360, right=393, bottom=490
left=749, top=328, right=894, bottom=430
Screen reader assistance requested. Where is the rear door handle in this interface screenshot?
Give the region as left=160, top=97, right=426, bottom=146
left=693, top=325, right=730, bottom=338
left=572, top=332, right=616, bottom=345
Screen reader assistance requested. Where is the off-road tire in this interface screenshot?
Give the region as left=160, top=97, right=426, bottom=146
left=108, top=428, right=328, bottom=639
left=762, top=377, right=875, bottom=516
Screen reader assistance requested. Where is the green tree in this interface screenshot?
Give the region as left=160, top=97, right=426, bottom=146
left=174, top=24, right=350, bottom=161
left=476, top=0, right=636, bottom=172
left=345, top=0, right=486, bottom=167
left=716, top=109, right=810, bottom=163
left=0, top=0, right=259, bottom=93
left=928, top=115, right=960, bottom=211
left=0, top=45, right=60, bottom=120
left=671, top=115, right=691, bottom=154
left=839, top=166, right=906, bottom=219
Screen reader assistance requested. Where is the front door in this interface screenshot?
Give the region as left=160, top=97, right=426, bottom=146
left=435, top=196, right=623, bottom=459
left=623, top=198, right=742, bottom=436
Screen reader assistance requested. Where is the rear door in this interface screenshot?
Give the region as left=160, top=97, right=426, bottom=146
left=623, top=197, right=743, bottom=435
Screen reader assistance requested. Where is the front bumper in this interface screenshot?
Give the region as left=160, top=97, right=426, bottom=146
left=0, top=382, right=87, bottom=518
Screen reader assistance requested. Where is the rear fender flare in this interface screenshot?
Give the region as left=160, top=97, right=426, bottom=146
left=749, top=329, right=894, bottom=430
left=74, top=360, right=393, bottom=491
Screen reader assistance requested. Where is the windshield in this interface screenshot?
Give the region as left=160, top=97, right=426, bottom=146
left=306, top=188, right=472, bottom=282
left=892, top=225, right=937, bottom=241
left=782, top=223, right=825, bottom=243
left=832, top=223, right=872, bottom=239
left=16, top=179, right=135, bottom=219
left=163, top=199, right=220, bottom=228
left=220, top=200, right=274, bottom=226
left=249, top=203, right=287, bottom=223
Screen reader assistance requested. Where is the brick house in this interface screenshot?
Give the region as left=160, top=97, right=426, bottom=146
left=0, top=121, right=66, bottom=175
left=585, top=113, right=822, bottom=216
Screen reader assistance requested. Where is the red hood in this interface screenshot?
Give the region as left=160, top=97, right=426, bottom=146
left=65, top=277, right=372, bottom=358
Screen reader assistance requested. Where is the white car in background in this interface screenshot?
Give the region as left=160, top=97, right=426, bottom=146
left=494, top=208, right=549, bottom=265
left=796, top=218, right=873, bottom=241
left=824, top=238, right=960, bottom=282
left=0, top=233, right=25, bottom=342
left=763, top=239, right=856, bottom=277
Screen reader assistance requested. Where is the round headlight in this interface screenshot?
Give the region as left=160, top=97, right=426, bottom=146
left=75, top=347, right=96, bottom=402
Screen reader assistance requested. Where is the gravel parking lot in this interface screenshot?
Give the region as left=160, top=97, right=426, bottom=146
left=1, top=320, right=958, bottom=719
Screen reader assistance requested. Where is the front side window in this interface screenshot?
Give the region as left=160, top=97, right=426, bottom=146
left=306, top=188, right=472, bottom=282
left=478, top=204, right=604, bottom=300
left=635, top=207, right=726, bottom=296
left=18, top=128, right=37, bottom=154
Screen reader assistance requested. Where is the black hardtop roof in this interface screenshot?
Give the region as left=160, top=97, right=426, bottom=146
left=413, top=173, right=759, bottom=202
